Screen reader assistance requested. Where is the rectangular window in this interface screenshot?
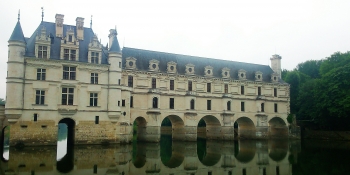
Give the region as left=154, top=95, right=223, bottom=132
left=63, top=66, right=76, bottom=80
left=130, top=96, right=133, bottom=108
left=207, top=100, right=211, bottom=110
left=170, top=80, right=174, bottom=90
left=241, top=85, right=244, bottom=94
left=68, top=35, right=73, bottom=42
left=118, top=79, right=121, bottom=85
left=35, top=90, right=45, bottom=105
left=63, top=49, right=76, bottom=61
left=91, top=52, right=99, bottom=64
left=170, top=98, right=174, bottom=109
left=128, top=76, right=133, bottom=87
left=152, top=78, right=156, bottom=89
left=261, top=103, right=265, bottom=112
left=37, top=68, right=46, bottom=80
left=224, top=84, right=228, bottom=93
left=258, top=87, right=261, bottom=96
left=241, top=102, right=245, bottom=111
left=274, top=103, right=278, bottom=113
left=188, top=81, right=192, bottom=91
left=62, top=88, right=74, bottom=105
left=90, top=73, right=98, bottom=84
left=95, top=116, right=99, bottom=124
left=90, top=93, right=98, bottom=106
left=118, top=101, right=120, bottom=106
left=38, top=46, right=47, bottom=58
left=274, top=88, right=277, bottom=97
left=119, top=62, right=121, bottom=68
left=34, top=113, right=38, bottom=122
left=207, top=83, right=211, bottom=92
left=122, top=100, right=125, bottom=107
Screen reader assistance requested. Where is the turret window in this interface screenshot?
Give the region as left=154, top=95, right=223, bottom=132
left=64, top=49, right=76, bottom=61
left=91, top=52, right=99, bottom=64
left=38, top=46, right=48, bottom=58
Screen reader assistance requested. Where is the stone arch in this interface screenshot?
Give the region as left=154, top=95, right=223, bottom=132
left=268, top=117, right=288, bottom=139
left=234, top=117, right=256, bottom=139
left=58, top=118, right=75, bottom=146
left=198, top=115, right=222, bottom=140
left=133, top=117, right=147, bottom=142
left=161, top=115, right=185, bottom=141
left=234, top=140, right=256, bottom=163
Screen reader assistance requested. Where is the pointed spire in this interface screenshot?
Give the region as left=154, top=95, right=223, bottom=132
left=109, top=35, right=121, bottom=53
left=9, top=13, right=26, bottom=43
left=41, top=7, right=44, bottom=22
left=18, top=9, right=20, bottom=21
left=90, top=15, right=93, bottom=28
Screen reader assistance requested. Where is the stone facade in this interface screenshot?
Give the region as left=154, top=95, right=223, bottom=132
left=3, top=13, right=293, bottom=146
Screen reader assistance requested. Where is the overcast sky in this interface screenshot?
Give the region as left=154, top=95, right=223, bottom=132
left=1, top=0, right=350, bottom=99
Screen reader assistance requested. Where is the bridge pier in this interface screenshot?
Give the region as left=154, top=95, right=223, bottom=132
left=173, top=126, right=197, bottom=141
left=138, top=126, right=160, bottom=142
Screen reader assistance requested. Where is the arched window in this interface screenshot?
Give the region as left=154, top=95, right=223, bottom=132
left=190, top=99, right=195, bottom=110
left=227, top=101, right=231, bottom=111
left=152, top=97, right=158, bottom=108
left=261, top=103, right=264, bottom=112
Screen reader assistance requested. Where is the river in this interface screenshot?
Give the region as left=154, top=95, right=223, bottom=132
left=1, top=135, right=350, bottom=174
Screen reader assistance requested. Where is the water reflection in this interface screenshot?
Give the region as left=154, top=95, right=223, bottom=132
left=0, top=138, right=301, bottom=175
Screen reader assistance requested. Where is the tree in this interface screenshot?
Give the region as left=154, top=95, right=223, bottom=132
left=296, top=60, right=322, bottom=79
left=0, top=98, right=5, bottom=105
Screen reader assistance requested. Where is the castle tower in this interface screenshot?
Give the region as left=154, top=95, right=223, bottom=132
left=107, top=30, right=122, bottom=121
left=6, top=18, right=26, bottom=122
left=270, top=54, right=282, bottom=79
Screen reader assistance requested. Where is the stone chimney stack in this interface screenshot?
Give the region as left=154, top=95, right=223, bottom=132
left=270, top=54, right=282, bottom=78
left=76, top=17, right=84, bottom=40
left=55, top=14, right=64, bottom=37
left=108, top=29, right=117, bottom=49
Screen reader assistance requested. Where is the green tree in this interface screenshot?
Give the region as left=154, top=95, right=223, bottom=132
left=296, top=60, right=322, bottom=79
left=319, top=52, right=350, bottom=76
left=0, top=98, right=5, bottom=105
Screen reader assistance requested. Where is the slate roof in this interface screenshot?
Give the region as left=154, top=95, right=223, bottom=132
left=8, top=21, right=26, bottom=43
left=22, top=21, right=109, bottom=64
left=122, top=47, right=282, bottom=83
left=109, top=35, right=121, bottom=53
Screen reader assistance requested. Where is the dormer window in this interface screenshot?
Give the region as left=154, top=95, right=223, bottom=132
left=167, top=61, right=177, bottom=74
left=91, top=52, right=99, bottom=64
left=149, top=59, right=159, bottom=71
left=205, top=66, right=213, bottom=77
left=238, top=69, right=246, bottom=80
left=126, top=57, right=137, bottom=69
left=64, top=49, right=76, bottom=61
left=255, top=71, right=263, bottom=81
left=38, top=46, right=48, bottom=59
left=68, top=35, right=73, bottom=42
left=222, top=67, right=230, bottom=79
left=271, top=72, right=279, bottom=82
left=185, top=63, right=195, bottom=75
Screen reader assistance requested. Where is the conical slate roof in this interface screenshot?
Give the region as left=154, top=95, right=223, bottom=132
left=9, top=21, right=26, bottom=43
left=109, top=36, right=121, bottom=53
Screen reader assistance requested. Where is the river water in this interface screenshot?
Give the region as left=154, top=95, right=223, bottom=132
left=1, top=135, right=350, bottom=175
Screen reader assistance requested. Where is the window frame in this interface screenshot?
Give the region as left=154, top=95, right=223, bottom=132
left=89, top=93, right=98, bottom=106
left=190, top=99, right=195, bottom=110
left=63, top=66, right=76, bottom=80
left=35, top=90, right=45, bottom=105
left=274, top=103, right=278, bottom=113
left=90, top=73, right=98, bottom=84
left=241, top=85, right=244, bottom=95
left=152, top=97, right=158, bottom=108
left=227, top=101, right=231, bottom=111
left=128, top=75, right=133, bottom=87
left=152, top=78, right=156, bottom=89
left=61, top=87, right=74, bottom=105
left=63, top=49, right=77, bottom=61
left=169, top=98, right=174, bottom=109
left=241, top=102, right=245, bottom=111
left=224, top=84, right=228, bottom=93
left=37, top=68, right=46, bottom=80
left=170, top=80, right=174, bottom=90
left=91, top=52, right=99, bottom=64
left=188, top=81, right=192, bottom=91
left=261, top=103, right=265, bottom=112
left=274, top=88, right=277, bottom=97
left=207, top=100, right=211, bottom=110
left=258, top=87, right=261, bottom=96
left=207, top=83, right=211, bottom=93
left=38, top=46, right=48, bottom=59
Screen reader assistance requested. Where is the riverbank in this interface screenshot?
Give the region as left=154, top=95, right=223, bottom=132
left=303, top=129, right=350, bottom=141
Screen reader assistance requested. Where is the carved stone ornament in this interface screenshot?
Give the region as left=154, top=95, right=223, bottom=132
left=204, top=65, right=213, bottom=77
left=167, top=61, right=177, bottom=74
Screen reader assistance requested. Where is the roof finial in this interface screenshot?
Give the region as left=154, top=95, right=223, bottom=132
left=115, top=25, right=118, bottom=35
left=41, top=7, right=44, bottom=22
left=90, top=15, right=93, bottom=28
left=18, top=9, right=20, bottom=21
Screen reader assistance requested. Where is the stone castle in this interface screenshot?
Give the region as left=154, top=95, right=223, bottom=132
left=1, top=13, right=293, bottom=146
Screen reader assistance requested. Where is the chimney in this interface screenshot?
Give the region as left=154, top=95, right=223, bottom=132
left=108, top=29, right=117, bottom=48
left=76, top=17, right=84, bottom=40
left=55, top=14, right=64, bottom=37
left=270, top=54, right=282, bottom=78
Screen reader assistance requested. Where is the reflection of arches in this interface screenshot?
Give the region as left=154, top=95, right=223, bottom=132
left=56, top=144, right=74, bottom=173
left=269, top=117, right=288, bottom=138
left=133, top=117, right=147, bottom=142
left=58, top=118, right=75, bottom=146
left=269, top=140, right=288, bottom=162
left=234, top=140, right=256, bottom=163
left=234, top=117, right=256, bottom=139
left=1, top=126, right=9, bottom=162
left=197, top=139, right=221, bottom=166
left=152, top=97, right=158, bottom=108
left=161, top=135, right=184, bottom=168
left=132, top=142, right=147, bottom=168
left=162, top=115, right=185, bottom=141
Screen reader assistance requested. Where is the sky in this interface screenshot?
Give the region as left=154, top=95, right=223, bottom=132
left=1, top=0, right=350, bottom=99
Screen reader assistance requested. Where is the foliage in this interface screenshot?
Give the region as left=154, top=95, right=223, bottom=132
left=287, top=114, right=294, bottom=124
left=284, top=51, right=350, bottom=130
left=0, top=98, right=5, bottom=105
